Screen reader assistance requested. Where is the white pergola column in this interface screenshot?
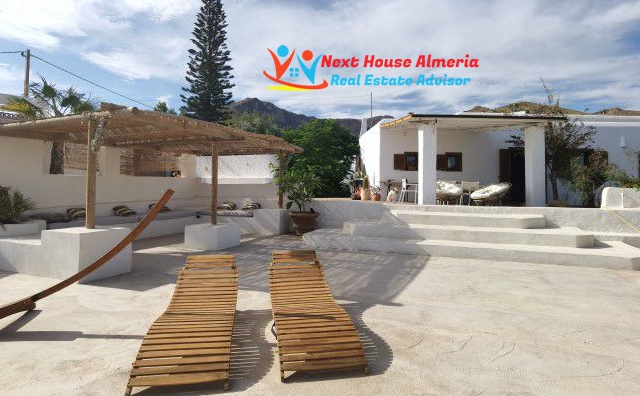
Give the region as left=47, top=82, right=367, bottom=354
left=418, top=122, right=437, bottom=205
left=524, top=125, right=546, bottom=207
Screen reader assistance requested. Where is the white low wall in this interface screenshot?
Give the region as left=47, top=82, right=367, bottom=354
left=0, top=220, right=46, bottom=237
left=310, top=198, right=640, bottom=234
left=0, top=227, right=131, bottom=283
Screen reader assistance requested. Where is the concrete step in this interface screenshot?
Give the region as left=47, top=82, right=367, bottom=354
left=343, top=221, right=594, bottom=248
left=303, top=229, right=640, bottom=271
left=391, top=210, right=546, bottom=229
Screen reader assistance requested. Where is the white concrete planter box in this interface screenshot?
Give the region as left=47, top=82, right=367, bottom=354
left=0, top=219, right=46, bottom=238
left=184, top=223, right=241, bottom=250
left=0, top=226, right=132, bottom=283
left=601, top=187, right=640, bottom=209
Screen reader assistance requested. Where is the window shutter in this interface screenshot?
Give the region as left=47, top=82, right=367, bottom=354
left=394, top=154, right=406, bottom=170
left=436, top=154, right=446, bottom=171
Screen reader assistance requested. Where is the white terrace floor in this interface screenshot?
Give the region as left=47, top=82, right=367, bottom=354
left=1, top=234, right=640, bottom=396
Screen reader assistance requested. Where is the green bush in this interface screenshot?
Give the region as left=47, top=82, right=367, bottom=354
left=0, top=186, right=36, bottom=228
left=281, top=120, right=359, bottom=197
left=569, top=152, right=628, bottom=207
left=277, top=167, right=321, bottom=212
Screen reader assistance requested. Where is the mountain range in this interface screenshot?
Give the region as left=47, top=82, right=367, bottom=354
left=230, top=97, right=390, bottom=136
left=230, top=98, right=640, bottom=137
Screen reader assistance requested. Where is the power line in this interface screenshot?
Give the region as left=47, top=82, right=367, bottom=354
left=28, top=52, right=153, bottom=109
left=0, top=51, right=23, bottom=54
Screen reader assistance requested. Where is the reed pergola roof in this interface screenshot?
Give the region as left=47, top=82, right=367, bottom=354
left=0, top=105, right=302, bottom=155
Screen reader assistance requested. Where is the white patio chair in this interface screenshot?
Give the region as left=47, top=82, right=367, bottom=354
left=398, top=178, right=418, bottom=203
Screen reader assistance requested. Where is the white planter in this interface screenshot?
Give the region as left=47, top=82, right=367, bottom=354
left=0, top=219, right=46, bottom=238
left=184, top=223, right=241, bottom=250
left=0, top=226, right=132, bottom=283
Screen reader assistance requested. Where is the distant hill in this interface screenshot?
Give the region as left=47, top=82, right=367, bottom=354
left=466, top=101, right=640, bottom=115
left=230, top=97, right=391, bottom=136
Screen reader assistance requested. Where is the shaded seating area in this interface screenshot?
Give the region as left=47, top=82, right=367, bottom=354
left=269, top=250, right=369, bottom=382
left=125, top=255, right=238, bottom=395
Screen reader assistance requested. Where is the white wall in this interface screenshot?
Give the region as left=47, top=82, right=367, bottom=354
left=0, top=136, right=280, bottom=215
left=358, top=121, right=382, bottom=186
left=197, top=154, right=277, bottom=182
left=362, top=123, right=516, bottom=187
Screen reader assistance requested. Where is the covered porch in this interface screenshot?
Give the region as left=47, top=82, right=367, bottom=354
left=378, top=113, right=565, bottom=207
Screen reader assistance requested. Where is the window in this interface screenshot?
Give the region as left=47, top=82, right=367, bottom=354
left=436, top=152, right=462, bottom=172
left=581, top=149, right=608, bottom=166
left=393, top=152, right=419, bottom=171
left=405, top=152, right=418, bottom=171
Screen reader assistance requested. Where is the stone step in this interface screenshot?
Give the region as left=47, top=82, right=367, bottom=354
left=391, top=210, right=546, bottom=229
left=343, top=222, right=594, bottom=248
left=303, top=229, right=640, bottom=271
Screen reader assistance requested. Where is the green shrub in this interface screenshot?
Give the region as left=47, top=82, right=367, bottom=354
left=569, top=152, right=628, bottom=207
left=0, top=186, right=36, bottom=228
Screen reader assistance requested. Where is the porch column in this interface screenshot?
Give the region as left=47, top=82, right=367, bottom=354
left=524, top=125, right=546, bottom=207
left=278, top=152, right=286, bottom=209
left=211, top=142, right=218, bottom=225
left=418, top=122, right=437, bottom=205
left=85, top=117, right=97, bottom=228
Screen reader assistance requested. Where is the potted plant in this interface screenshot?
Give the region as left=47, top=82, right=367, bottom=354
left=360, top=174, right=371, bottom=201
left=279, top=167, right=322, bottom=235
left=0, top=186, right=38, bottom=236
left=371, top=186, right=381, bottom=201
left=351, top=187, right=361, bottom=200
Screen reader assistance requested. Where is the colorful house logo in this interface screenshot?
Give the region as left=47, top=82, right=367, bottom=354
left=263, top=45, right=329, bottom=91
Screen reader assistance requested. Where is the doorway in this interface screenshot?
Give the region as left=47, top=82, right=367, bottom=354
left=499, top=148, right=525, bottom=204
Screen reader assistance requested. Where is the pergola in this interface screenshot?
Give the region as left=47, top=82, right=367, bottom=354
left=0, top=104, right=301, bottom=227
left=381, top=113, right=566, bottom=206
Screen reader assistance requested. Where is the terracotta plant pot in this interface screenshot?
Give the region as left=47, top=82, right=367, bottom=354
left=289, top=211, right=320, bottom=235
left=372, top=193, right=381, bottom=201
left=360, top=188, right=371, bottom=201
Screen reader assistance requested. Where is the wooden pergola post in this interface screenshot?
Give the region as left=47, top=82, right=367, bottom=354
left=278, top=152, right=286, bottom=209
left=211, top=142, right=218, bottom=225
left=85, top=117, right=97, bottom=229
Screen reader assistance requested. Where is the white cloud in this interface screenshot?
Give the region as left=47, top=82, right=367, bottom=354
left=2, top=0, right=640, bottom=116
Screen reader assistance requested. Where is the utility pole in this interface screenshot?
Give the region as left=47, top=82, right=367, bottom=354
left=22, top=49, right=30, bottom=97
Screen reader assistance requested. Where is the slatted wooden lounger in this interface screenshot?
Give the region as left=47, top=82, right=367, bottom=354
left=125, top=255, right=238, bottom=395
left=269, top=250, right=369, bottom=382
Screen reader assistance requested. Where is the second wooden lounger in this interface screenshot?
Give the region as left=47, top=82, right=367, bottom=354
left=269, top=250, right=369, bottom=382
left=125, top=255, right=238, bottom=395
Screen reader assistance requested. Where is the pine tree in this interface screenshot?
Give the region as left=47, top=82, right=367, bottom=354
left=181, top=0, right=234, bottom=123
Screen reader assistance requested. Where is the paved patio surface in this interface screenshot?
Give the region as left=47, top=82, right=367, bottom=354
left=1, top=234, right=639, bottom=396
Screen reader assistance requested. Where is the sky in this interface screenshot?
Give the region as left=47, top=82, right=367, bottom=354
left=1, top=0, right=640, bottom=119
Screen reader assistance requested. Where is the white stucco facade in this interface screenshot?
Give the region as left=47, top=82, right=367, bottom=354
left=360, top=114, right=640, bottom=206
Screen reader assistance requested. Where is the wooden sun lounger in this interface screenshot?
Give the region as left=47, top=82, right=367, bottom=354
left=125, top=255, right=238, bottom=395
left=269, top=250, right=369, bottom=382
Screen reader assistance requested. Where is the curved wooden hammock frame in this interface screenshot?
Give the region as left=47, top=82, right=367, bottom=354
left=0, top=189, right=175, bottom=320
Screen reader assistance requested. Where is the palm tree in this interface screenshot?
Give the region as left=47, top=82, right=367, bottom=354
left=1, top=76, right=95, bottom=174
